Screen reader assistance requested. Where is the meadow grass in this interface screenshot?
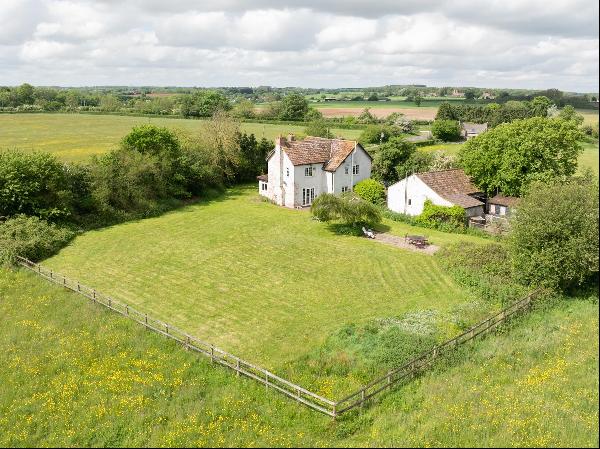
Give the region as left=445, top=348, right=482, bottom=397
left=0, top=113, right=362, bottom=162
left=1, top=267, right=596, bottom=447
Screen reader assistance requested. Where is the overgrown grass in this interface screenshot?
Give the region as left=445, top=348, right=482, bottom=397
left=43, top=185, right=487, bottom=393
left=0, top=113, right=362, bottom=162
left=1, top=268, right=597, bottom=447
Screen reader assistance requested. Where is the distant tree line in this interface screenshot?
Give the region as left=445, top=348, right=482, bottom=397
left=435, top=96, right=555, bottom=126
left=2, top=83, right=597, bottom=117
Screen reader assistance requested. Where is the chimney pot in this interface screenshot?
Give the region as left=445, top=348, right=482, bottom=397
left=287, top=134, right=295, bottom=142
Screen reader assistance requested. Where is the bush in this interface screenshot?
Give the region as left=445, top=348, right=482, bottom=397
left=358, top=124, right=402, bottom=145
left=438, top=242, right=529, bottom=305
left=353, top=179, right=385, bottom=205
left=581, top=123, right=599, bottom=139
left=509, top=178, right=599, bottom=292
left=0, top=150, right=73, bottom=220
left=89, top=148, right=167, bottom=215
left=311, top=193, right=381, bottom=227
left=304, top=119, right=333, bottom=138
left=431, top=119, right=461, bottom=141
left=414, top=200, right=466, bottom=230
left=0, top=215, right=74, bottom=265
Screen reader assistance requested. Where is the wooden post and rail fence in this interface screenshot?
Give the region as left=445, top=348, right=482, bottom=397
left=16, top=255, right=536, bottom=419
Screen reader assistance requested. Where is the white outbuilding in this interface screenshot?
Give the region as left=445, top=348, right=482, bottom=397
left=387, top=169, right=485, bottom=218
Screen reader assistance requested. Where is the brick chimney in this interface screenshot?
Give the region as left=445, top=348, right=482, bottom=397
left=287, top=134, right=295, bottom=142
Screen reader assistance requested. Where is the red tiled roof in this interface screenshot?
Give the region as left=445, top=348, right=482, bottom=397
left=278, top=136, right=368, bottom=172
left=417, top=169, right=484, bottom=209
left=257, top=174, right=268, bottom=182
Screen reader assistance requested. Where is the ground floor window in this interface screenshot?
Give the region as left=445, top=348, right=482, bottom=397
left=341, top=186, right=349, bottom=193
left=302, top=188, right=315, bottom=206
left=260, top=181, right=268, bottom=191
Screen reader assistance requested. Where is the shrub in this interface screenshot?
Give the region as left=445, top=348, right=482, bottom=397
left=121, top=124, right=180, bottom=158
left=431, top=119, right=461, bottom=141
left=509, top=178, right=599, bottom=292
left=414, top=200, right=466, bottom=229
left=0, top=215, right=74, bottom=265
left=358, top=124, right=402, bottom=145
left=0, top=150, right=72, bottom=220
left=311, top=193, right=381, bottom=227
left=304, top=119, right=333, bottom=138
left=89, top=148, right=167, bottom=215
left=438, top=242, right=529, bottom=305
left=353, top=179, right=385, bottom=205
left=581, top=123, right=599, bottom=139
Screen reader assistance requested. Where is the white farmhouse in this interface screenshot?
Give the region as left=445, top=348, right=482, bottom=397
left=387, top=169, right=485, bottom=218
left=258, top=135, right=372, bottom=208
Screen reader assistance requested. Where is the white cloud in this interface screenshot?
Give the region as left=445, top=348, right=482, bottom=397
left=0, top=0, right=597, bottom=91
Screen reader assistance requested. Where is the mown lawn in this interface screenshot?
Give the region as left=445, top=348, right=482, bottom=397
left=0, top=113, right=362, bottom=162
left=1, top=268, right=596, bottom=447
left=44, top=186, right=485, bottom=382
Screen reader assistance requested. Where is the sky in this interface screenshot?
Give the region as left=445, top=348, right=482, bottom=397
left=0, top=0, right=598, bottom=92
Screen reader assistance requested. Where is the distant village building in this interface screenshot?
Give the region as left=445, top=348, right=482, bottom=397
left=387, top=169, right=485, bottom=218
left=461, top=122, right=488, bottom=139
left=258, top=136, right=372, bottom=208
left=450, top=89, right=464, bottom=97
left=479, top=91, right=496, bottom=100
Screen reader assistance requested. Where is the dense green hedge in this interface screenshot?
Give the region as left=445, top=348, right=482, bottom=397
left=0, top=215, right=75, bottom=265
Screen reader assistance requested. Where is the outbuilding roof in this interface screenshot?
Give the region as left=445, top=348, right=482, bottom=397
left=416, top=169, right=484, bottom=210
left=275, top=136, right=370, bottom=172
left=488, top=194, right=520, bottom=207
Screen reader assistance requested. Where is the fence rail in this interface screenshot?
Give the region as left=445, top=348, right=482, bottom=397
left=16, top=256, right=336, bottom=417
left=17, top=256, right=535, bottom=418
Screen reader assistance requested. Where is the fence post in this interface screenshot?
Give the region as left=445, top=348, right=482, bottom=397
left=210, top=346, right=214, bottom=363
left=360, top=389, right=365, bottom=409
left=236, top=359, right=240, bottom=377
left=165, top=324, right=169, bottom=335
left=77, top=281, right=80, bottom=292
left=125, top=305, right=129, bottom=316
left=144, top=314, right=148, bottom=326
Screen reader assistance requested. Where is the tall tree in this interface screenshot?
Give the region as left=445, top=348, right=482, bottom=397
left=459, top=117, right=583, bottom=196
left=278, top=93, right=309, bottom=120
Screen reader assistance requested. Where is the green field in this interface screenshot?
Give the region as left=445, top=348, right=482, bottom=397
left=44, top=186, right=487, bottom=391
left=0, top=113, right=362, bottom=162
left=1, top=267, right=596, bottom=447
